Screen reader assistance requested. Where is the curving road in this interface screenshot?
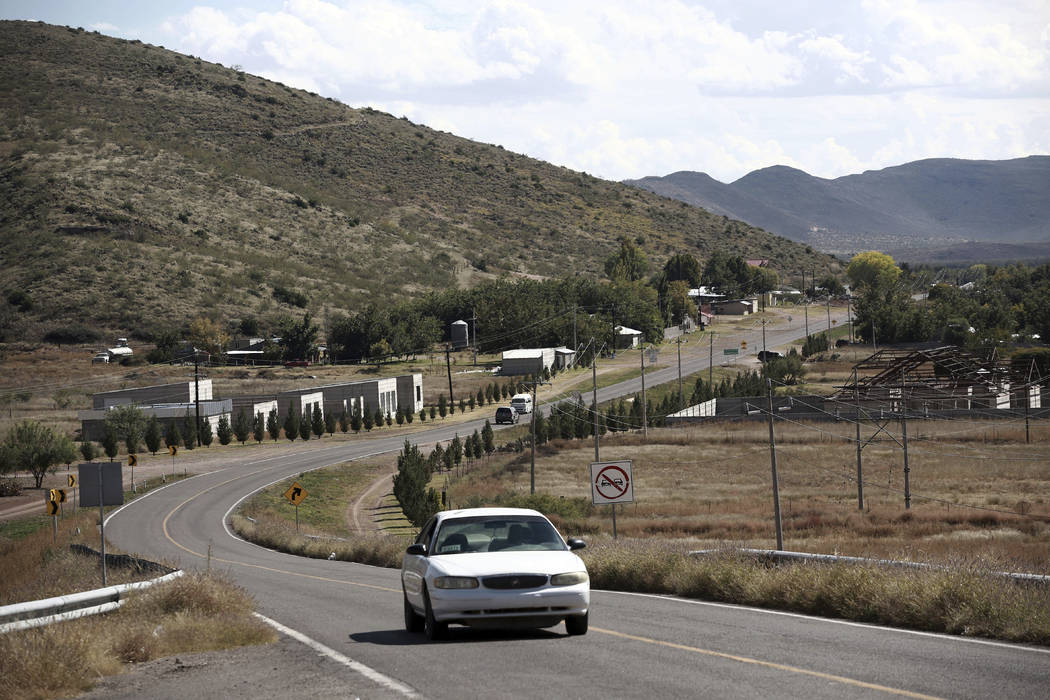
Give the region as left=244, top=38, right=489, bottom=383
left=104, top=309, right=1050, bottom=698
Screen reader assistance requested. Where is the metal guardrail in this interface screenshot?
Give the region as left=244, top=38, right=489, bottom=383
left=0, top=549, right=183, bottom=634
left=690, top=548, right=1050, bottom=585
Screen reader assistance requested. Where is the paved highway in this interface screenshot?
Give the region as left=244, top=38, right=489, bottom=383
left=104, top=309, right=1050, bottom=698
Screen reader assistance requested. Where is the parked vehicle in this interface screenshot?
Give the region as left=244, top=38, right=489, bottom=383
left=401, top=507, right=589, bottom=640
left=495, top=406, right=518, bottom=424
left=91, top=353, right=110, bottom=364
left=510, top=393, right=533, bottom=414
left=757, top=350, right=783, bottom=362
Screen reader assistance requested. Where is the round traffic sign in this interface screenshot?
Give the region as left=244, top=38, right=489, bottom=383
left=594, top=464, right=630, bottom=500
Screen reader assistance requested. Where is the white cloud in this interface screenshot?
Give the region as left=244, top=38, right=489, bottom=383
left=147, top=0, right=1049, bottom=182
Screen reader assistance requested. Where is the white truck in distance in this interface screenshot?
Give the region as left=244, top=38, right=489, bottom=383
left=510, top=393, right=533, bottom=414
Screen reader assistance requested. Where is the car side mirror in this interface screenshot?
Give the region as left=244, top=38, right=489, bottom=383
left=406, top=543, right=427, bottom=556
left=567, top=538, right=586, bottom=551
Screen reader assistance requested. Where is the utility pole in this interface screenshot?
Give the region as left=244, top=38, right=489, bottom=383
left=640, top=346, right=648, bottom=437
left=826, top=296, right=832, bottom=339
left=193, top=349, right=202, bottom=447
left=847, top=294, right=854, bottom=344
left=528, top=379, right=548, bottom=495
left=901, top=369, right=910, bottom=509
left=592, top=352, right=599, bottom=461
left=676, top=337, right=683, bottom=410
left=854, top=371, right=864, bottom=510
left=761, top=319, right=767, bottom=357
left=573, top=306, right=578, bottom=357
left=470, top=308, right=478, bottom=366
left=708, top=331, right=714, bottom=390
left=445, top=345, right=454, bottom=411
left=766, top=379, right=784, bottom=550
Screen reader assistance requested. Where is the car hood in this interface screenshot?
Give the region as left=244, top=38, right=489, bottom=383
left=427, top=550, right=586, bottom=577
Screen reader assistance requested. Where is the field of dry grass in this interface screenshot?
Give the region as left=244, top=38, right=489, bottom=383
left=452, top=417, right=1050, bottom=573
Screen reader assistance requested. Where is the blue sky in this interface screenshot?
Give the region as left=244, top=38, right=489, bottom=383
left=3, top=1, right=1048, bottom=182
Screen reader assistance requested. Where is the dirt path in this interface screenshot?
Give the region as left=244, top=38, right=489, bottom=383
left=346, top=470, right=395, bottom=533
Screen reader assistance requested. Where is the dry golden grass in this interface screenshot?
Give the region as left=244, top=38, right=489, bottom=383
left=0, top=571, right=275, bottom=700
left=452, top=417, right=1050, bottom=572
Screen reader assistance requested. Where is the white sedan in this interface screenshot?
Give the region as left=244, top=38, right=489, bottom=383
left=401, top=507, right=590, bottom=640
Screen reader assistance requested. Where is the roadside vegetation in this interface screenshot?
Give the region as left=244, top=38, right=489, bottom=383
left=0, top=571, right=275, bottom=700
left=232, top=411, right=1050, bottom=645
left=0, top=483, right=274, bottom=700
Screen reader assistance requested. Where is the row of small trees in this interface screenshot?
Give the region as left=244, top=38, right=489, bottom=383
left=393, top=421, right=497, bottom=527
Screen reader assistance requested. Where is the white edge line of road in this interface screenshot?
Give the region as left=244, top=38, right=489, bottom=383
left=598, top=589, right=1050, bottom=656
left=253, top=612, right=421, bottom=698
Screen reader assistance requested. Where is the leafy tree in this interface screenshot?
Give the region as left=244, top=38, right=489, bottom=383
left=338, top=410, right=350, bottom=433
left=363, top=403, right=374, bottom=431
left=278, top=312, right=319, bottom=361
left=666, top=279, right=698, bottom=324
left=325, top=410, right=336, bottom=436
left=374, top=406, right=384, bottom=429
left=761, top=351, right=806, bottom=385
left=847, top=251, right=901, bottom=290
left=253, top=412, right=266, bottom=444
left=429, top=405, right=436, bottom=421
left=80, top=440, right=97, bottom=462
left=468, top=394, right=476, bottom=411
left=476, top=388, right=484, bottom=408
left=405, top=407, right=414, bottom=423
left=187, top=316, right=230, bottom=360
left=312, top=405, right=325, bottom=439
left=105, top=404, right=146, bottom=455
left=438, top=394, right=447, bottom=419
left=102, top=424, right=120, bottom=461
left=284, top=402, right=299, bottom=442
left=0, top=421, right=77, bottom=488
left=604, top=236, right=649, bottom=282
left=299, top=412, right=311, bottom=441
left=216, top=414, right=233, bottom=445
left=266, top=407, right=280, bottom=442
left=396, top=405, right=405, bottom=426
left=662, top=252, right=703, bottom=287
left=233, top=409, right=251, bottom=444
left=818, top=275, right=846, bottom=296
left=458, top=398, right=466, bottom=414
left=144, top=415, right=162, bottom=455
left=419, top=408, right=426, bottom=423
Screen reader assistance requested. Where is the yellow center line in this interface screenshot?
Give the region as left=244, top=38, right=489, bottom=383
left=592, top=626, right=943, bottom=700
left=159, top=470, right=940, bottom=698
left=161, top=469, right=400, bottom=594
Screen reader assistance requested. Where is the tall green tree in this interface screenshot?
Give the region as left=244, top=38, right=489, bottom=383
left=299, top=412, right=311, bottom=441
left=181, top=410, right=196, bottom=449
left=144, top=415, right=162, bottom=455
left=253, top=412, right=266, bottom=444
left=199, top=417, right=214, bottom=447
left=266, top=407, right=280, bottom=442
left=311, top=405, right=325, bottom=439
left=102, top=424, right=120, bottom=461
left=284, top=402, right=299, bottom=442
left=216, top=415, right=233, bottom=445
left=604, top=236, right=649, bottom=282
left=0, top=421, right=77, bottom=488
left=482, top=419, right=494, bottom=455
left=80, top=440, right=97, bottom=462
left=233, top=409, right=251, bottom=444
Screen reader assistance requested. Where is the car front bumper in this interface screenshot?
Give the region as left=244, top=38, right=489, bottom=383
left=429, top=582, right=589, bottom=626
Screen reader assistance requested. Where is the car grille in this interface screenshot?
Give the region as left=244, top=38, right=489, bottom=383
left=482, top=574, right=548, bottom=589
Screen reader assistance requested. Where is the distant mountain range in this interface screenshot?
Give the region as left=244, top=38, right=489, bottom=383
left=626, top=157, right=1050, bottom=262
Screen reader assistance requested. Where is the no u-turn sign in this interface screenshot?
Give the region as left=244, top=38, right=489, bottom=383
left=590, top=460, right=634, bottom=505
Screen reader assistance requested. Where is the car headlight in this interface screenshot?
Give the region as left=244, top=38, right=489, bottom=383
left=433, top=576, right=479, bottom=589
left=550, top=571, right=589, bottom=586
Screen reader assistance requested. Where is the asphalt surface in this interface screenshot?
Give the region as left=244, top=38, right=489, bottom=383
left=103, top=310, right=1050, bottom=698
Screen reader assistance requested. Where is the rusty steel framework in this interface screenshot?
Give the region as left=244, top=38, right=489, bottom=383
left=833, top=346, right=1042, bottom=410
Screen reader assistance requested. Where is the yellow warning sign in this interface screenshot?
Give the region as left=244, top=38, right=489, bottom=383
left=283, top=481, right=308, bottom=506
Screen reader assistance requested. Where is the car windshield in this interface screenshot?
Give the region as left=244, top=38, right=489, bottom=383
left=433, top=515, right=567, bottom=555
